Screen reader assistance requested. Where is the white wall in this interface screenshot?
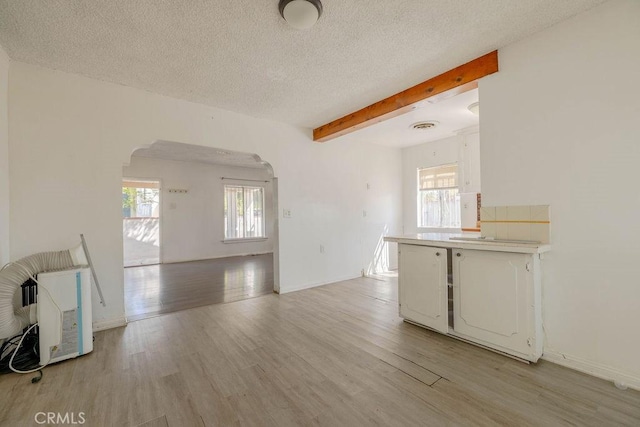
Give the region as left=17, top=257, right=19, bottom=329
left=123, top=156, right=275, bottom=263
left=362, top=148, right=402, bottom=273
left=0, top=44, right=9, bottom=267
left=481, top=0, right=640, bottom=387
left=7, top=62, right=403, bottom=328
left=402, top=131, right=480, bottom=234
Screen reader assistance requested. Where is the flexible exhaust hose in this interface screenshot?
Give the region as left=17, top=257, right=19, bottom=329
left=0, top=244, right=87, bottom=340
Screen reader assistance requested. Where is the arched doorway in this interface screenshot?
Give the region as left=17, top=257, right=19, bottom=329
left=122, top=140, right=279, bottom=321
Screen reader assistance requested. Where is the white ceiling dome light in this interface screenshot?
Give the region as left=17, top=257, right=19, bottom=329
left=468, top=102, right=480, bottom=115
left=279, top=0, right=323, bottom=30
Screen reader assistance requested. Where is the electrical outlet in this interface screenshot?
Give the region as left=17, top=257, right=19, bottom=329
left=320, top=245, right=325, bottom=254
left=283, top=209, right=292, bottom=218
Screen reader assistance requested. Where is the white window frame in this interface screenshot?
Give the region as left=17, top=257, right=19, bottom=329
left=417, top=163, right=461, bottom=230
left=223, top=184, right=267, bottom=242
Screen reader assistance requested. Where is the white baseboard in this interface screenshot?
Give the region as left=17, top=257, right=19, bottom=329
left=163, top=251, right=273, bottom=264
left=279, top=274, right=362, bottom=294
left=543, top=350, right=640, bottom=391
left=92, top=316, right=128, bottom=332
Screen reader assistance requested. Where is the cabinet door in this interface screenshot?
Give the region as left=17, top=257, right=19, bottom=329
left=453, top=249, right=534, bottom=357
left=399, top=244, right=448, bottom=333
left=461, top=132, right=481, bottom=194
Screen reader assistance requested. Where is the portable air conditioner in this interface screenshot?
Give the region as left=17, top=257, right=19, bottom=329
left=36, top=268, right=93, bottom=365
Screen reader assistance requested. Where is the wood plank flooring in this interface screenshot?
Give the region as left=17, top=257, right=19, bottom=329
left=125, top=254, right=274, bottom=322
left=1, top=274, right=639, bottom=426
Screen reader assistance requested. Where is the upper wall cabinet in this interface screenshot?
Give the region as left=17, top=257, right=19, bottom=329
left=460, top=132, right=481, bottom=194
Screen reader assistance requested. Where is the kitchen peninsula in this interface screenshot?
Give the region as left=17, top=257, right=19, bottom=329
left=384, top=233, right=550, bottom=362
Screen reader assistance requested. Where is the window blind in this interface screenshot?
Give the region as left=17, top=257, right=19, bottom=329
left=418, top=164, right=458, bottom=190
left=224, top=185, right=265, bottom=239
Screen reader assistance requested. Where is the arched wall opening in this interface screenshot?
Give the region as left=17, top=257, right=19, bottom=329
left=122, top=140, right=279, bottom=320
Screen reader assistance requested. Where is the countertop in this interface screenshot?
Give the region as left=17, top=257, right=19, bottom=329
left=384, top=232, right=551, bottom=254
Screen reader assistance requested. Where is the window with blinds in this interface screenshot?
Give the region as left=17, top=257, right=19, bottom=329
left=417, top=164, right=461, bottom=228
left=224, top=185, right=265, bottom=240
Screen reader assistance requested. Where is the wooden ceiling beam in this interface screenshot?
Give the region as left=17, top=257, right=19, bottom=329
left=313, top=50, right=499, bottom=143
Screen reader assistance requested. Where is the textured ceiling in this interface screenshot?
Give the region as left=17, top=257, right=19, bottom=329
left=0, top=0, right=606, bottom=129
left=342, top=88, right=479, bottom=148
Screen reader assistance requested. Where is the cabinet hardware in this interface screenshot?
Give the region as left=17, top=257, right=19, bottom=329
left=526, top=263, right=531, bottom=272
left=436, top=252, right=440, bottom=256
left=456, top=253, right=461, bottom=257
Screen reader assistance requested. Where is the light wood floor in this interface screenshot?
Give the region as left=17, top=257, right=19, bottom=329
left=2, top=275, right=639, bottom=426
left=125, top=254, right=274, bottom=322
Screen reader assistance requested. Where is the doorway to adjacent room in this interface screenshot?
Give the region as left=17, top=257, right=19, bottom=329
left=122, top=179, right=161, bottom=267
left=122, top=141, right=278, bottom=322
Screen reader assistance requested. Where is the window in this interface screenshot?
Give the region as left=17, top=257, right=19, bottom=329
left=417, top=164, right=461, bottom=228
left=224, top=185, right=265, bottom=240
left=122, top=180, right=160, bottom=218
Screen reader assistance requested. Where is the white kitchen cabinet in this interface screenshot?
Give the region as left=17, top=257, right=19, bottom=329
left=390, top=234, right=548, bottom=363
left=399, top=244, right=449, bottom=334
left=452, top=249, right=542, bottom=361
left=460, top=132, right=481, bottom=194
